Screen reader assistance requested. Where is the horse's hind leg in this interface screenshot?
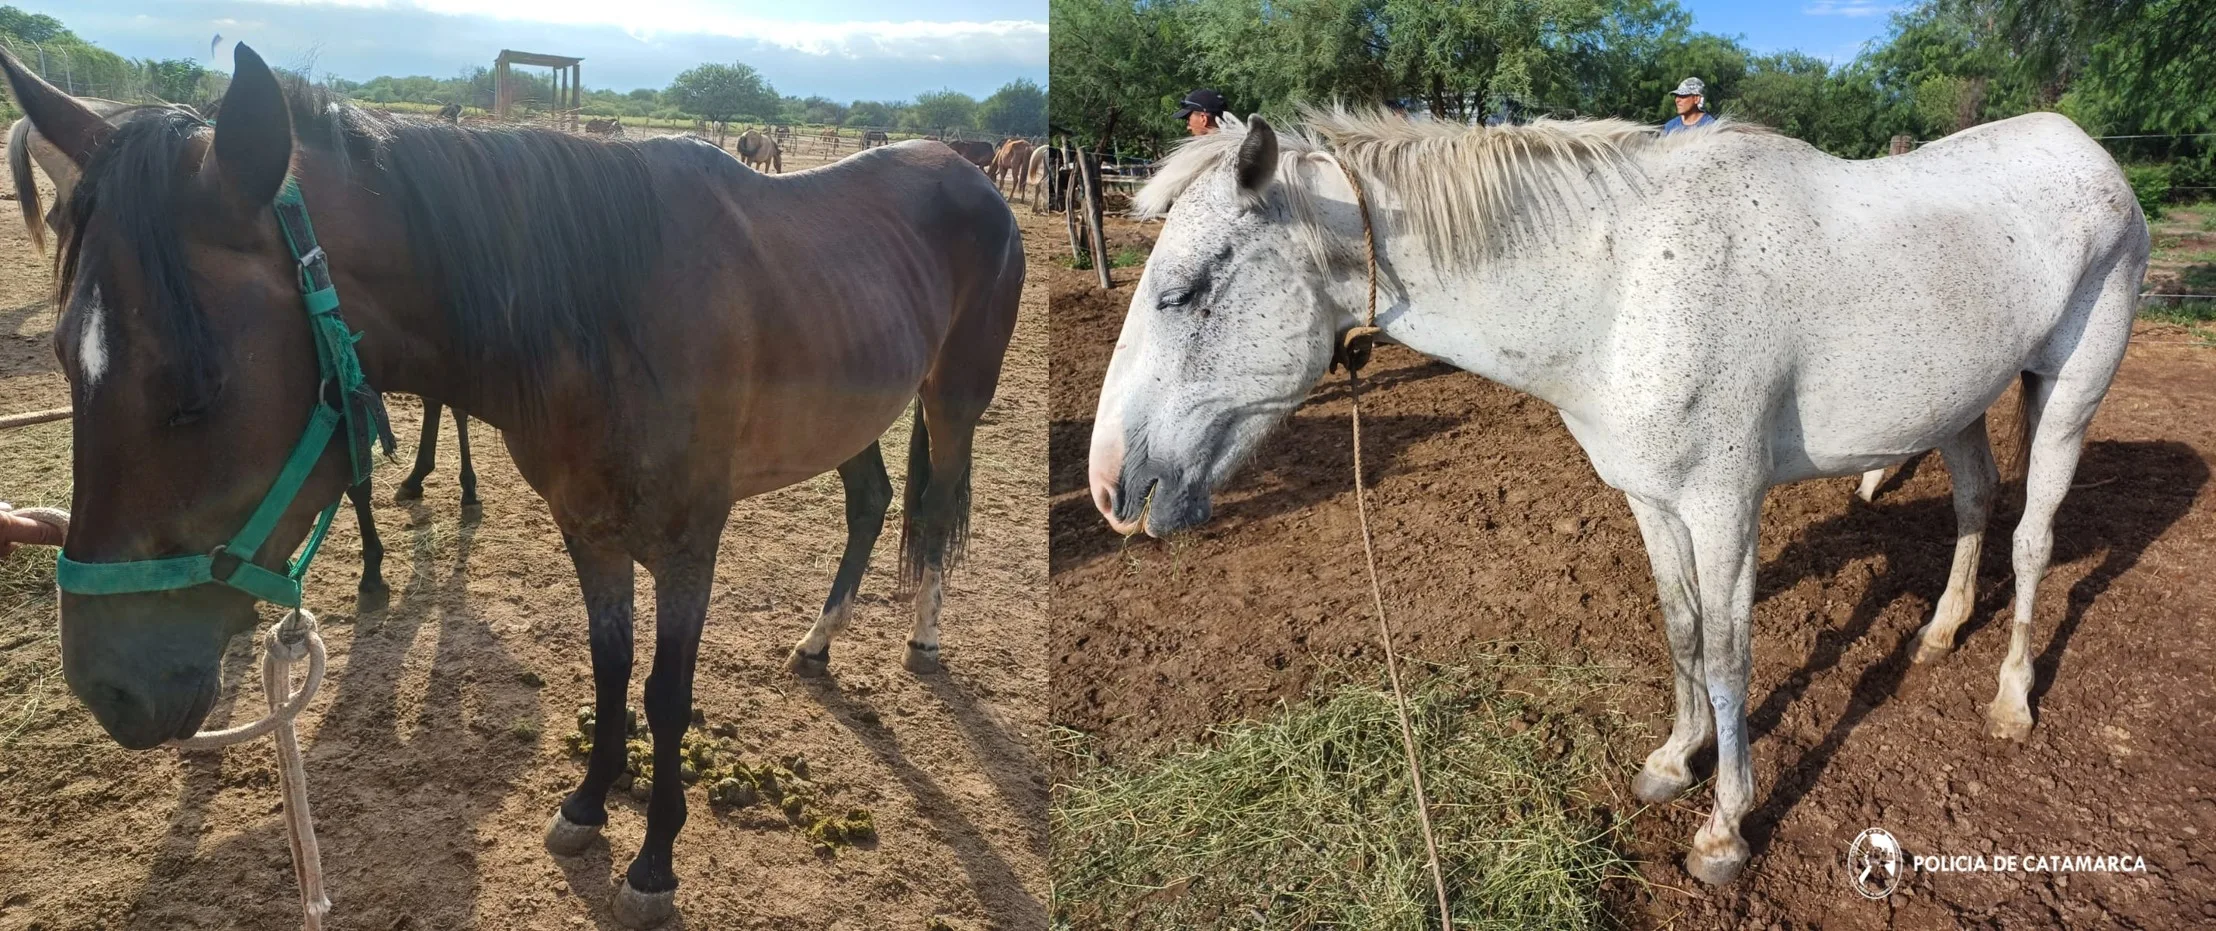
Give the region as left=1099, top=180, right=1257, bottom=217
left=455, top=410, right=481, bottom=521
left=1625, top=494, right=1712, bottom=803
left=350, top=479, right=389, bottom=612
left=1855, top=469, right=1885, bottom=502
left=1912, top=416, right=1998, bottom=663
left=787, top=442, right=893, bottom=677
left=900, top=396, right=985, bottom=674
left=1989, top=257, right=2135, bottom=739
left=395, top=401, right=443, bottom=502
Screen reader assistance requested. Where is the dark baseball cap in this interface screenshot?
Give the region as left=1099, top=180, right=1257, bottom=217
left=1173, top=89, right=1227, bottom=120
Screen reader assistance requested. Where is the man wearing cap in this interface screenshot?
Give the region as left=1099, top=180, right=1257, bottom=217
left=1662, top=77, right=1714, bottom=134
left=1174, top=88, right=1228, bottom=136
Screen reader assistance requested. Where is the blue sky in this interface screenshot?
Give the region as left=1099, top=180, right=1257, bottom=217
left=1681, top=0, right=1903, bottom=64
left=18, top=0, right=1047, bottom=101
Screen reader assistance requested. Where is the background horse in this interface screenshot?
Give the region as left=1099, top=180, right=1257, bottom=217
left=863, top=128, right=891, bottom=149
left=436, top=102, right=462, bottom=123
left=585, top=117, right=625, bottom=137
left=6, top=43, right=1020, bottom=925
left=6, top=90, right=477, bottom=611
left=1089, top=110, right=2146, bottom=886
left=734, top=128, right=781, bottom=173
left=948, top=138, right=996, bottom=171
left=990, top=138, right=1034, bottom=199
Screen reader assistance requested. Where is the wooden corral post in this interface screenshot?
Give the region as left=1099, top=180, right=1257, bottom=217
left=1063, top=139, right=1087, bottom=266
left=1078, top=150, right=1112, bottom=289
left=1889, top=134, right=1914, bottom=156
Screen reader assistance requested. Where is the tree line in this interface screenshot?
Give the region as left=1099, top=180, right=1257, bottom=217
left=0, top=4, right=1048, bottom=138
left=1049, top=0, right=2212, bottom=170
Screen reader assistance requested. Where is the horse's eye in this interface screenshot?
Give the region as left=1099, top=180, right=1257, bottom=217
left=166, top=406, right=206, bottom=428
left=1159, top=288, right=1194, bottom=309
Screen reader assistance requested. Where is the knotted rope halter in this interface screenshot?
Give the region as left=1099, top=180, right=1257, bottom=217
left=1332, top=158, right=1453, bottom=931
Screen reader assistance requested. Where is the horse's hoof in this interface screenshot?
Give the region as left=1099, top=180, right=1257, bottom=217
left=611, top=880, right=677, bottom=929
left=392, top=483, right=424, bottom=503
left=1631, top=767, right=1691, bottom=804
left=544, top=811, right=603, bottom=857
left=786, top=647, right=829, bottom=678
left=1685, top=834, right=1750, bottom=886
left=1912, top=636, right=1954, bottom=665
left=459, top=501, right=484, bottom=524
left=356, top=582, right=391, bottom=614
left=1986, top=704, right=2034, bottom=741
left=902, top=643, right=941, bottom=674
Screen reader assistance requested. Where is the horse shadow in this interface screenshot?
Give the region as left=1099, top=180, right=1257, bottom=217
left=1736, top=439, right=2206, bottom=856
left=800, top=676, right=1048, bottom=928
left=1, top=299, right=61, bottom=378
left=117, top=498, right=534, bottom=929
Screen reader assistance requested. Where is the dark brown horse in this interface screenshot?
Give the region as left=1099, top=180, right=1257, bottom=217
left=862, top=128, right=891, bottom=148
left=948, top=138, right=997, bottom=171
left=6, top=43, right=1020, bottom=926
left=8, top=93, right=478, bottom=613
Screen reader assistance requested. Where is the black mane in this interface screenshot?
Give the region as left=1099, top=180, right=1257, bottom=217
left=60, top=76, right=667, bottom=424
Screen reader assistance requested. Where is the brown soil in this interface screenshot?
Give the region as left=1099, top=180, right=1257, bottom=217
left=0, top=145, right=1049, bottom=930
left=1050, top=216, right=2216, bottom=929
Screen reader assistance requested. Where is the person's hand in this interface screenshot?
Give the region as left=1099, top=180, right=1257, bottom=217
left=0, top=503, right=67, bottom=559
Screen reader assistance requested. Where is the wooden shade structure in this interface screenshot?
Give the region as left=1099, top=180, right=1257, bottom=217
left=494, top=50, right=583, bottom=129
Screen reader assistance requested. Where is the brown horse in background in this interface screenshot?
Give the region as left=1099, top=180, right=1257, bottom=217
left=863, top=128, right=891, bottom=148
left=947, top=138, right=996, bottom=171
left=990, top=138, right=1035, bottom=200
left=735, top=128, right=782, bottom=173
left=7, top=42, right=1021, bottom=927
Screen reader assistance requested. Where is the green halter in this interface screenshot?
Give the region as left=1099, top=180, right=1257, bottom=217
left=54, top=177, right=374, bottom=608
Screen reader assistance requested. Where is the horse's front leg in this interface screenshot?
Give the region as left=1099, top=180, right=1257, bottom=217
left=348, top=479, right=389, bottom=612
left=1680, top=488, right=1764, bottom=886
left=394, top=401, right=443, bottom=503
left=1624, top=495, right=1710, bottom=803
left=614, top=527, right=725, bottom=928
left=454, top=411, right=481, bottom=521
left=545, top=535, right=636, bottom=858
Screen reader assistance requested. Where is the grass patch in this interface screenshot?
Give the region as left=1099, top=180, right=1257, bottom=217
left=1052, top=649, right=1639, bottom=931
left=1065, top=247, right=1148, bottom=272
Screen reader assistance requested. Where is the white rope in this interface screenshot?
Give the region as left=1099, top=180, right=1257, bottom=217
left=169, top=608, right=331, bottom=931
left=10, top=503, right=330, bottom=930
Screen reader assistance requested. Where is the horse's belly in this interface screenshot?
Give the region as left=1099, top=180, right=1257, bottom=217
left=725, top=385, right=919, bottom=498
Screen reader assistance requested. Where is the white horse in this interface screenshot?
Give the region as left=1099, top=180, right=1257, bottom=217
left=1087, top=110, right=2147, bottom=885
left=8, top=95, right=134, bottom=250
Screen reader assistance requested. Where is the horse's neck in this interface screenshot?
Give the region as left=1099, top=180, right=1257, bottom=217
left=1361, top=186, right=1624, bottom=414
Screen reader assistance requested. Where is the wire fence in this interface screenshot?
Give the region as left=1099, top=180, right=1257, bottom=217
left=0, top=36, right=165, bottom=107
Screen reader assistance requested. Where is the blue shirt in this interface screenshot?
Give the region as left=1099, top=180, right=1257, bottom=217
left=1661, top=113, right=1713, bottom=134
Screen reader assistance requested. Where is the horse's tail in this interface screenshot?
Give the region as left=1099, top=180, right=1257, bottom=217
left=9, top=117, right=45, bottom=253
left=2001, top=371, right=2038, bottom=480
left=897, top=399, right=972, bottom=594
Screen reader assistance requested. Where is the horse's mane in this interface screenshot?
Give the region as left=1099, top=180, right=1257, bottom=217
left=1134, top=106, right=1766, bottom=266
left=60, top=75, right=666, bottom=424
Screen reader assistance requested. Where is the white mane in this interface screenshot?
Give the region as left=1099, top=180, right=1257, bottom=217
left=1134, top=107, right=1765, bottom=265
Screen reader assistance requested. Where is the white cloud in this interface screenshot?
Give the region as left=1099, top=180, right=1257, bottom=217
left=241, top=0, right=1045, bottom=62
left=1802, top=1, right=1897, bottom=16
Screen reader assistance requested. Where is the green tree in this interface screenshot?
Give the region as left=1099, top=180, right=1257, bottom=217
left=978, top=78, right=1047, bottom=136
left=846, top=99, right=901, bottom=128
left=906, top=88, right=978, bottom=134
left=666, top=62, right=779, bottom=123
left=141, top=58, right=206, bottom=103
left=0, top=5, right=71, bottom=44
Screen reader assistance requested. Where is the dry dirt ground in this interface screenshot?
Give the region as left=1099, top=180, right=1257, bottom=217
left=1051, top=216, right=2216, bottom=929
left=0, top=138, right=1050, bottom=930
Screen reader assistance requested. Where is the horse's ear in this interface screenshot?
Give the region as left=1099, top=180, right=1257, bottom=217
left=207, top=43, right=293, bottom=208
left=1236, top=114, right=1279, bottom=198
left=0, top=47, right=112, bottom=167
